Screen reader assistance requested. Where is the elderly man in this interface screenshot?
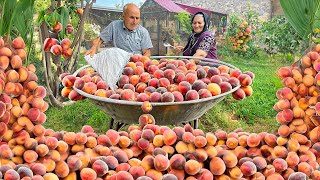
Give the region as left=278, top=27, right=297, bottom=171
left=85, top=3, right=153, bottom=57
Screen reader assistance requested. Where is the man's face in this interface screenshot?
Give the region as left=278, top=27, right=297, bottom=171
left=123, top=6, right=140, bottom=31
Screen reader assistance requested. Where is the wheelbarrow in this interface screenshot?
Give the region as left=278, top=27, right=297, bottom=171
left=73, top=56, right=241, bottom=130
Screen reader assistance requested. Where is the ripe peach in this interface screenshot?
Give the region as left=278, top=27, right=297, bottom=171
left=80, top=168, right=97, bottom=180
left=210, top=157, right=226, bottom=175
left=163, top=129, right=177, bottom=146
left=152, top=154, right=169, bottom=172
left=0, top=47, right=12, bottom=57
left=240, top=161, right=257, bottom=176
left=207, top=83, right=221, bottom=96
left=174, top=72, right=185, bottom=84
left=161, top=92, right=174, bottom=102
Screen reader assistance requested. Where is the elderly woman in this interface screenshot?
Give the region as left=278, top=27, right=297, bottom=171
left=175, top=12, right=217, bottom=60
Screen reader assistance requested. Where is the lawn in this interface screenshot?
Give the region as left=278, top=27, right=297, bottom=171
left=44, top=51, right=295, bottom=134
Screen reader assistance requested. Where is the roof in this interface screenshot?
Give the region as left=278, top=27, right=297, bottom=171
left=153, top=0, right=184, bottom=13
left=90, top=5, right=123, bottom=12
left=175, top=2, right=212, bottom=15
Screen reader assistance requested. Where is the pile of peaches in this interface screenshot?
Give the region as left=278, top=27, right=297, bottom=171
left=1, top=36, right=320, bottom=180
left=60, top=54, right=254, bottom=103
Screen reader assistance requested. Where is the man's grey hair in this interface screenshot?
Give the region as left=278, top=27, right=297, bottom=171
left=123, top=3, right=139, bottom=14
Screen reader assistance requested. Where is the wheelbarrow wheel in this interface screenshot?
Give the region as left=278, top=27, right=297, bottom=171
left=182, top=119, right=198, bottom=129
left=109, top=118, right=126, bottom=131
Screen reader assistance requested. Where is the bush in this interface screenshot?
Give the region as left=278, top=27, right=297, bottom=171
left=257, top=16, right=305, bottom=55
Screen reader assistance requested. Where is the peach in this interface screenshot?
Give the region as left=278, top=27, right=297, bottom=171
left=240, top=161, right=257, bottom=177
left=288, top=172, right=308, bottom=180
left=129, top=74, right=140, bottom=86
left=206, top=132, right=217, bottom=146
left=222, top=152, right=237, bottom=168
left=54, top=160, right=70, bottom=178
left=114, top=149, right=128, bottom=163
left=192, top=80, right=207, bottom=91
left=61, top=87, right=73, bottom=97
left=185, top=90, right=199, bottom=101
left=210, top=75, right=222, bottom=84
left=162, top=129, right=177, bottom=146
left=117, top=75, right=130, bottom=88
left=6, top=69, right=20, bottom=83
left=134, top=66, right=144, bottom=75
left=277, top=67, right=292, bottom=78
left=174, top=72, right=185, bottom=84
left=30, top=163, right=46, bottom=176
left=149, top=91, right=161, bottom=102
left=45, top=137, right=58, bottom=150
left=153, top=154, right=169, bottom=171
left=184, top=159, right=200, bottom=176
left=10, top=55, right=22, bottom=69
left=91, top=159, right=108, bottom=177
left=4, top=169, right=20, bottom=180
left=120, top=89, right=135, bottom=101
left=297, top=162, right=313, bottom=177
left=0, top=56, right=9, bottom=69
left=282, top=77, right=295, bottom=88
left=217, top=65, right=229, bottom=74
left=227, top=77, right=240, bottom=88
left=207, top=83, right=221, bottom=96
left=178, top=81, right=192, bottom=95
left=232, top=88, right=246, bottom=100
left=207, top=67, right=220, bottom=77
left=80, top=168, right=97, bottom=180
left=272, top=158, right=287, bottom=173
left=129, top=166, right=145, bottom=179
left=185, top=73, right=197, bottom=84
left=0, top=47, right=12, bottom=57
left=137, top=138, right=149, bottom=150
left=247, top=133, right=261, bottom=147
left=75, top=132, right=88, bottom=145
left=209, top=157, right=226, bottom=175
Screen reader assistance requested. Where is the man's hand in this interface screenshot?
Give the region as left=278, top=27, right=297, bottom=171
left=84, top=37, right=103, bottom=58
left=84, top=47, right=97, bottom=58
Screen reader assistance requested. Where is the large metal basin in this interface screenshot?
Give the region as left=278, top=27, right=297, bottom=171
left=73, top=56, right=241, bottom=126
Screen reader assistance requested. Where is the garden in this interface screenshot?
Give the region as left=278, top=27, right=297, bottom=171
left=0, top=0, right=320, bottom=179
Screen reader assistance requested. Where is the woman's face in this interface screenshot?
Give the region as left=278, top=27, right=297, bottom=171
left=192, top=15, right=205, bottom=34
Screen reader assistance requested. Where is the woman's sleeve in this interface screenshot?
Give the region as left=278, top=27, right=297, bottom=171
left=198, top=35, right=215, bottom=53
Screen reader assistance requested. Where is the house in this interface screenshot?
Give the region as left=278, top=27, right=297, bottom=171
left=140, top=0, right=227, bottom=55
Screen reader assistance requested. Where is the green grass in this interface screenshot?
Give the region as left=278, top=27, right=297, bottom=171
left=44, top=100, right=111, bottom=134
left=44, top=51, right=294, bottom=134
left=199, top=52, right=294, bottom=133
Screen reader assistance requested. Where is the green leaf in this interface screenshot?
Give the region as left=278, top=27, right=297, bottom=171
left=0, top=0, right=17, bottom=37
left=60, top=6, right=69, bottom=37
left=280, top=0, right=320, bottom=40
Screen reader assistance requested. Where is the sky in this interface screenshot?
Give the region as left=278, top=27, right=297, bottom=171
left=93, top=0, right=145, bottom=8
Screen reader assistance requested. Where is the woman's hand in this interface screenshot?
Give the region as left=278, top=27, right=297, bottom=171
left=174, top=45, right=184, bottom=52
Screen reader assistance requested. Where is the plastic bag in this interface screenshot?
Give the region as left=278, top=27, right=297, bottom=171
left=84, top=47, right=132, bottom=90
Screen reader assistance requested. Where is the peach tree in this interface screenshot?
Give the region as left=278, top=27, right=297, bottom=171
left=224, top=7, right=259, bottom=57
left=37, top=0, right=95, bottom=107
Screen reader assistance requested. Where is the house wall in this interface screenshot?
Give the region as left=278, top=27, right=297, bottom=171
left=174, top=0, right=283, bottom=20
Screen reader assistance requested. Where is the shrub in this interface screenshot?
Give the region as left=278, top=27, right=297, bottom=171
left=257, top=16, right=304, bottom=55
